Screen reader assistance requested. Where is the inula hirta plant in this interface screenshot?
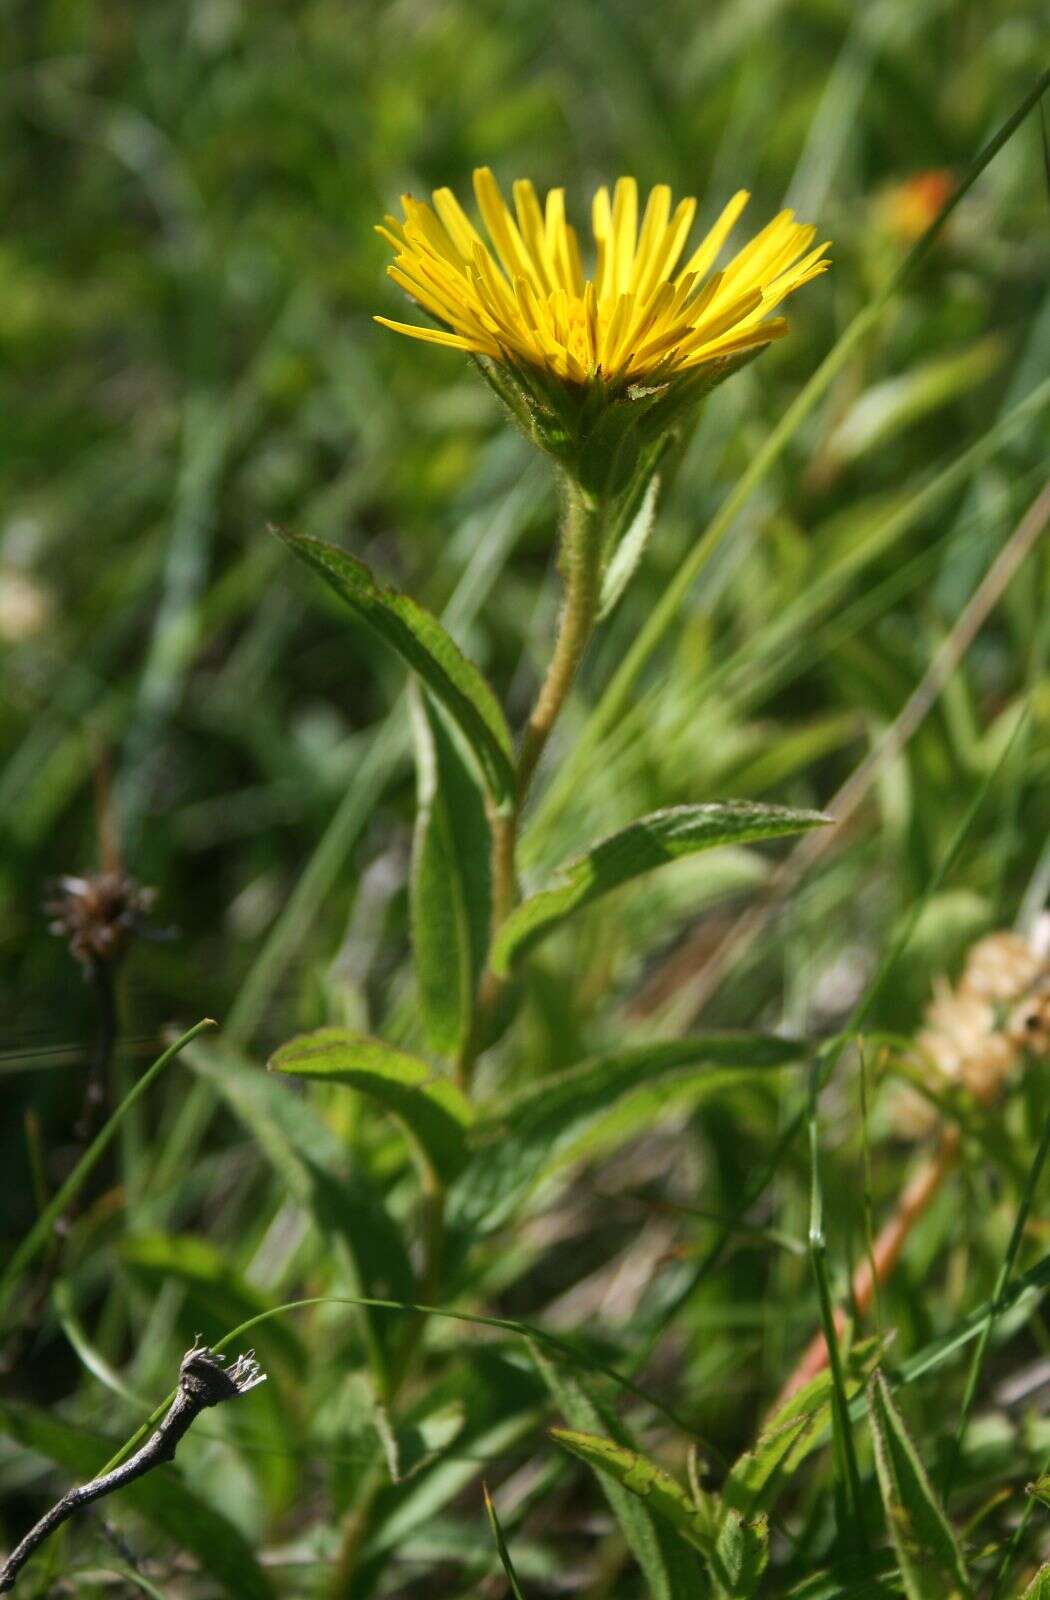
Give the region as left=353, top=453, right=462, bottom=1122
left=259, top=170, right=832, bottom=1596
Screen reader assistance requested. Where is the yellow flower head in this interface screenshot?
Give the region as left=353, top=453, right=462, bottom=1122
left=376, top=168, right=830, bottom=387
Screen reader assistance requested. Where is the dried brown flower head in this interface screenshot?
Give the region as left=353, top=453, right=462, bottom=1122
left=892, top=921, right=1050, bottom=1139
left=46, top=870, right=156, bottom=969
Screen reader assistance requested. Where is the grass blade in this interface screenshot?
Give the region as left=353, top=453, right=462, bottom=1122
left=942, top=1104, right=1050, bottom=1500
left=483, top=1485, right=529, bottom=1600
left=0, top=1018, right=215, bottom=1319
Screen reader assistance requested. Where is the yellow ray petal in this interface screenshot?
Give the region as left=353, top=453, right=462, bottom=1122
left=678, top=190, right=749, bottom=283
left=431, top=187, right=485, bottom=260
left=634, top=195, right=697, bottom=301
left=513, top=179, right=558, bottom=294
left=373, top=316, right=489, bottom=352
left=610, top=176, right=639, bottom=297
left=473, top=166, right=542, bottom=292
left=630, top=184, right=671, bottom=293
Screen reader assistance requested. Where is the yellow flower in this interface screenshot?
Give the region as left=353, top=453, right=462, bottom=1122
left=376, top=169, right=830, bottom=386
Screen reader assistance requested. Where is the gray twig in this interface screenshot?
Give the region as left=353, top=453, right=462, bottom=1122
left=0, top=1343, right=266, bottom=1593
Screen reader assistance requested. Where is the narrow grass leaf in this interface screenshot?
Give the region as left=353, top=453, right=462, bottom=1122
left=0, top=1018, right=214, bottom=1319
left=944, top=1106, right=1050, bottom=1499
left=274, top=528, right=515, bottom=806
left=270, top=1028, right=473, bottom=1185
left=484, top=1485, right=529, bottom=1600
left=809, top=1110, right=867, bottom=1545
left=1021, top=1567, right=1050, bottom=1598
left=867, top=1371, right=973, bottom=1600
left=377, top=1400, right=465, bottom=1485
left=492, top=802, right=829, bottom=973
left=0, top=1402, right=276, bottom=1600
left=409, top=689, right=490, bottom=1058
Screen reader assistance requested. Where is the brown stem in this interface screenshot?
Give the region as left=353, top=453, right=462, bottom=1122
left=777, top=1127, right=961, bottom=1406
left=0, top=1346, right=264, bottom=1593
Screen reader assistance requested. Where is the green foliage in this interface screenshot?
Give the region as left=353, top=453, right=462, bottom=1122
left=452, top=1033, right=806, bottom=1231
left=551, top=1427, right=719, bottom=1555
left=188, top=1037, right=415, bottom=1381
left=484, top=1486, right=530, bottom=1600
left=0, top=1020, right=214, bottom=1318
left=867, top=1372, right=973, bottom=1600
left=409, top=691, right=492, bottom=1058
left=276, top=529, right=516, bottom=808
left=534, top=1347, right=701, bottom=1600
left=598, top=474, right=661, bottom=620
left=721, top=1351, right=878, bottom=1521
left=4, top=2, right=1050, bottom=1595
left=492, top=802, right=829, bottom=973
left=269, top=1027, right=474, bottom=1184
left=712, top=1509, right=769, bottom=1600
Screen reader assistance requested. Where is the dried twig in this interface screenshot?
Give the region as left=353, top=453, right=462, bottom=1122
left=0, top=1343, right=266, bottom=1593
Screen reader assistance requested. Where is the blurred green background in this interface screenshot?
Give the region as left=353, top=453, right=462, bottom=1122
left=4, top=0, right=1048, bottom=1228
left=2, top=0, right=1049, bottom=1566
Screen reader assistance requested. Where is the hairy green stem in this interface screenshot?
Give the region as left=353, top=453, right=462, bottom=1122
left=516, top=481, right=605, bottom=801
left=459, top=478, right=605, bottom=1091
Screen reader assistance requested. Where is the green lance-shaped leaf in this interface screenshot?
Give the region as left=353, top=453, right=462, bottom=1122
left=712, top=1509, right=769, bottom=1600
left=1022, top=1567, right=1050, bottom=1599
left=409, top=689, right=491, bottom=1058
left=275, top=528, right=515, bottom=808
left=722, top=1340, right=882, bottom=1520
left=867, top=1371, right=973, bottom=1600
left=270, top=1028, right=473, bottom=1185
left=598, top=473, right=660, bottom=619
left=492, top=801, right=830, bottom=974
left=451, top=1033, right=805, bottom=1233
left=0, top=1402, right=276, bottom=1600
left=552, top=1428, right=719, bottom=1560
left=533, top=1345, right=700, bottom=1600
